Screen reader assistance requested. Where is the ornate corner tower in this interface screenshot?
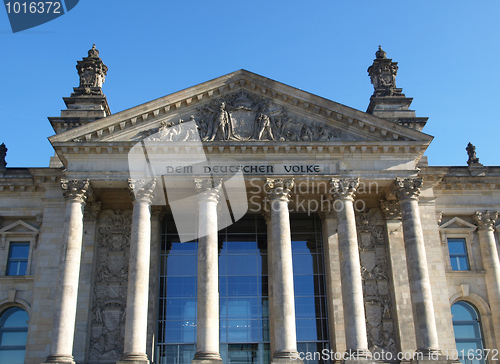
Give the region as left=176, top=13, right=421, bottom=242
left=366, top=46, right=428, bottom=132
left=48, top=44, right=111, bottom=135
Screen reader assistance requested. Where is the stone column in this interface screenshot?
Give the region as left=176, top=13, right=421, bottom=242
left=263, top=211, right=276, bottom=357
left=45, top=179, right=91, bottom=364
left=380, top=200, right=417, bottom=355
left=393, top=178, right=440, bottom=356
left=331, top=178, right=370, bottom=359
left=118, top=179, right=156, bottom=364
left=266, top=178, right=302, bottom=363
left=192, top=179, right=223, bottom=364
left=473, top=211, right=500, bottom=351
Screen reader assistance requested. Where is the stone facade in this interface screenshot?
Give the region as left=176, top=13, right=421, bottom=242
left=0, top=46, right=499, bottom=364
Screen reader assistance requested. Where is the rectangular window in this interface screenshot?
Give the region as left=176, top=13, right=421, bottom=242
left=6, top=242, right=30, bottom=276
left=448, top=238, right=470, bottom=271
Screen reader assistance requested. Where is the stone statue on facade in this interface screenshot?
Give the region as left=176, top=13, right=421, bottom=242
left=75, top=44, right=108, bottom=96
left=466, top=142, right=482, bottom=166
left=367, top=46, right=403, bottom=97
left=0, top=143, right=6, bottom=170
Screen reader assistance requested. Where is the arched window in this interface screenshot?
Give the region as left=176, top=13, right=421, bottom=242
left=451, top=301, right=485, bottom=364
left=0, top=307, right=29, bottom=364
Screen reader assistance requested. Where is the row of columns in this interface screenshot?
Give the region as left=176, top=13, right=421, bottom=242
left=44, top=176, right=499, bottom=364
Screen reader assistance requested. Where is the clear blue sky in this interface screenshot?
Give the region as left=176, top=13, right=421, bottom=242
left=1, top=1, right=499, bottom=167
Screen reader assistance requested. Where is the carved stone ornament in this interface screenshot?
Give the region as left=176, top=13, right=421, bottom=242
left=84, top=201, right=102, bottom=222
left=0, top=143, right=7, bottom=169
left=380, top=200, right=401, bottom=220
left=89, top=209, right=132, bottom=361
left=392, top=177, right=422, bottom=201
left=367, top=46, right=403, bottom=97
left=356, top=208, right=397, bottom=356
left=330, top=178, right=360, bottom=201
left=265, top=178, right=294, bottom=201
left=473, top=211, right=498, bottom=231
left=194, top=178, right=222, bottom=203
left=75, top=44, right=108, bottom=96
left=127, top=178, right=156, bottom=203
left=61, top=179, right=92, bottom=203
left=141, top=91, right=343, bottom=143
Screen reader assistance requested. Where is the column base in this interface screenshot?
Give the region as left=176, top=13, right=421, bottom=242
left=271, top=350, right=303, bottom=364
left=43, top=355, right=75, bottom=364
left=117, top=352, right=149, bottom=364
left=192, top=351, right=223, bottom=364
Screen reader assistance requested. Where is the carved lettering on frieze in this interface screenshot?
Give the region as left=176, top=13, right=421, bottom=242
left=356, top=208, right=398, bottom=356
left=89, top=209, right=132, bottom=362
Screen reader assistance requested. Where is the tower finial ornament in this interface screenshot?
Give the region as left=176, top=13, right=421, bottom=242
left=367, top=47, right=402, bottom=97
left=75, top=44, right=108, bottom=95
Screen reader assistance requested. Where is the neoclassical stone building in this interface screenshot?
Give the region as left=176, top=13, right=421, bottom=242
left=0, top=46, right=499, bottom=364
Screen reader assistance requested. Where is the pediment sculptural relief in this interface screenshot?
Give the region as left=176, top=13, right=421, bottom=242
left=139, top=91, right=342, bottom=142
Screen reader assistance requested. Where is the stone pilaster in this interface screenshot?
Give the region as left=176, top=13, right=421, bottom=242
left=393, top=178, right=440, bottom=356
left=118, top=179, right=156, bottom=364
left=319, top=211, right=346, bottom=356
left=331, top=178, right=371, bottom=359
left=380, top=199, right=417, bottom=356
left=192, top=178, right=223, bottom=364
left=266, top=178, right=302, bottom=363
left=473, top=211, right=500, bottom=351
left=44, top=179, right=91, bottom=364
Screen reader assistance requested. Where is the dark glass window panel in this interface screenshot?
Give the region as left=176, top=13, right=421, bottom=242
left=0, top=332, right=28, bottom=346
left=168, top=242, right=198, bottom=255
left=0, top=350, right=26, bottom=364
left=294, top=275, right=325, bottom=296
left=160, top=298, right=197, bottom=321
left=0, top=308, right=29, bottom=328
left=452, top=301, right=476, bottom=320
left=296, top=319, right=328, bottom=341
left=166, top=277, right=197, bottom=298
left=8, top=243, right=29, bottom=259
left=224, top=255, right=259, bottom=276
left=166, top=255, right=197, bottom=276
left=448, top=239, right=467, bottom=254
left=292, top=254, right=315, bottom=275
left=227, top=276, right=259, bottom=297
left=0, top=308, right=29, bottom=364
left=163, top=320, right=196, bottom=343
left=295, top=297, right=324, bottom=319
left=221, top=298, right=263, bottom=319
left=224, top=240, right=257, bottom=255
left=451, top=302, right=485, bottom=364
left=453, top=324, right=481, bottom=339
left=225, top=218, right=257, bottom=234
left=448, top=239, right=470, bottom=271
left=226, top=320, right=262, bottom=342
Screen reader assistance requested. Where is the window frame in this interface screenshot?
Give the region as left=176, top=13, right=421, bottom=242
left=451, top=301, right=486, bottom=364
left=0, top=306, right=30, bottom=364
left=0, top=220, right=39, bottom=277
left=439, top=217, right=477, bottom=272
left=447, top=237, right=470, bottom=271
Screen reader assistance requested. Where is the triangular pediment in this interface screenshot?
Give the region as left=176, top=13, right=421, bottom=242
left=49, top=70, right=433, bottom=146
left=439, top=217, right=477, bottom=231
left=0, top=220, right=39, bottom=234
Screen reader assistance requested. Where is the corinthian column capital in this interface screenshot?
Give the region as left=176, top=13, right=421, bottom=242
left=474, top=211, right=498, bottom=231
left=128, top=178, right=156, bottom=203
left=195, top=178, right=222, bottom=203
left=392, top=177, right=422, bottom=201
left=265, top=178, right=294, bottom=202
left=330, top=178, right=359, bottom=201
left=61, top=179, right=91, bottom=203
left=380, top=200, right=401, bottom=220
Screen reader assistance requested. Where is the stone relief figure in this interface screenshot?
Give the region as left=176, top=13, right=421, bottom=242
left=207, top=102, right=233, bottom=141
left=257, top=113, right=275, bottom=141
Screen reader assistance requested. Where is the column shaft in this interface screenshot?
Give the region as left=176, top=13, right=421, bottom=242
left=394, top=178, right=439, bottom=355
left=193, top=179, right=222, bottom=363
left=46, top=179, right=90, bottom=364
left=474, top=211, right=500, bottom=351
left=119, top=179, right=156, bottom=363
left=266, top=178, right=301, bottom=363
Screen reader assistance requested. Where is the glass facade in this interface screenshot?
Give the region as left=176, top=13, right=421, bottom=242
left=451, top=301, right=485, bottom=364
left=156, top=214, right=329, bottom=364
